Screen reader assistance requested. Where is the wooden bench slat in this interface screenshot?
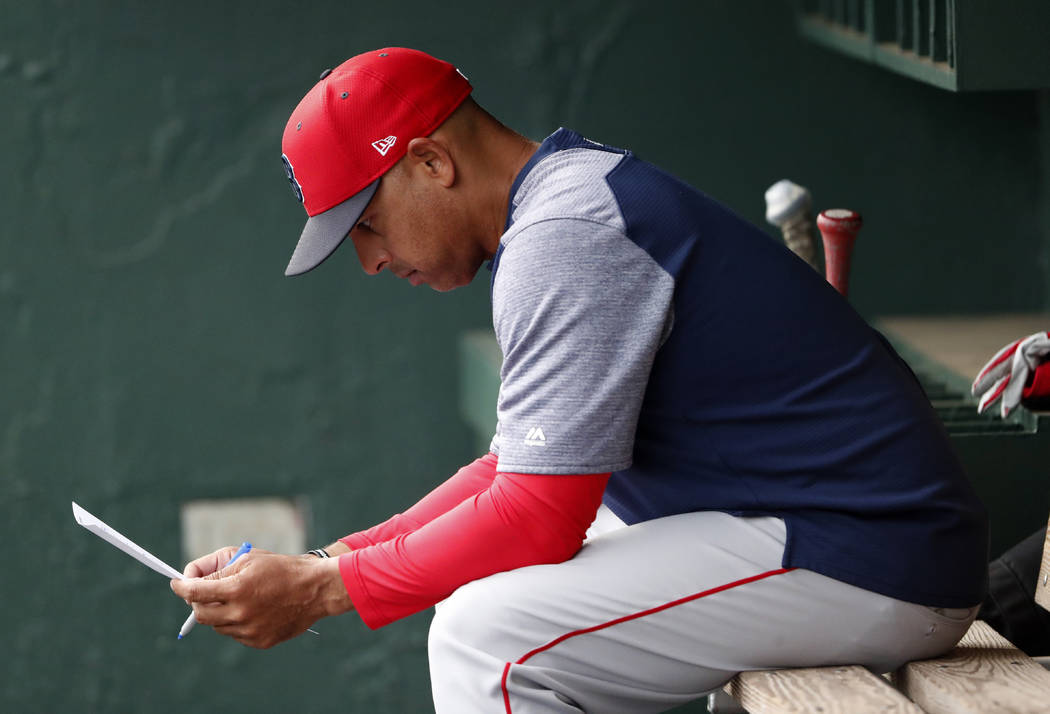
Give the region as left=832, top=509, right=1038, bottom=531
left=725, top=664, right=923, bottom=713
left=894, top=620, right=1050, bottom=714
left=1035, top=514, right=1050, bottom=612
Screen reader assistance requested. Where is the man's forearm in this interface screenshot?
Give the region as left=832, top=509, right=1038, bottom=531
left=323, top=541, right=352, bottom=557
left=319, top=453, right=500, bottom=618
left=338, top=453, right=499, bottom=550
left=342, top=470, right=610, bottom=629
left=303, top=554, right=355, bottom=617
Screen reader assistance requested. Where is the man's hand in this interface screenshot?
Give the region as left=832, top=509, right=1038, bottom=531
left=171, top=549, right=354, bottom=649
left=181, top=544, right=244, bottom=579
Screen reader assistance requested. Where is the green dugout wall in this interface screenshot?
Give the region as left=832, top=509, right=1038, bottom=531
left=2, top=1, right=1049, bottom=711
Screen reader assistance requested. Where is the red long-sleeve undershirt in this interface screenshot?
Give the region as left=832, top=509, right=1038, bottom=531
left=338, top=453, right=610, bottom=629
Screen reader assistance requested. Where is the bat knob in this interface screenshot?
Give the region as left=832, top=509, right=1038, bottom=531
left=816, top=209, right=862, bottom=297
left=765, top=180, right=819, bottom=270
left=765, top=179, right=811, bottom=226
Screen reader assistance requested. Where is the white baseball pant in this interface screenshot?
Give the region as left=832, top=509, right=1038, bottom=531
left=428, top=506, right=977, bottom=713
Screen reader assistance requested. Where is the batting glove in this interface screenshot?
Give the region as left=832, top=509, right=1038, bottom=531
left=971, top=331, right=1050, bottom=418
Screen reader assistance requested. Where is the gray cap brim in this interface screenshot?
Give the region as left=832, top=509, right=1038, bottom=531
left=284, top=178, right=380, bottom=276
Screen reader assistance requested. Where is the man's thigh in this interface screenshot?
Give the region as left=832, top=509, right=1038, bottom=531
left=429, top=511, right=974, bottom=713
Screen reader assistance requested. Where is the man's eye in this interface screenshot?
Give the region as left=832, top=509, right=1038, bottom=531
left=357, top=219, right=372, bottom=231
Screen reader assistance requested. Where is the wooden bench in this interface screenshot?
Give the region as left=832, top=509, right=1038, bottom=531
left=715, top=516, right=1050, bottom=713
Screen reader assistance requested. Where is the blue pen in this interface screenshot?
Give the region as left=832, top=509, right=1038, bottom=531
left=178, top=541, right=252, bottom=640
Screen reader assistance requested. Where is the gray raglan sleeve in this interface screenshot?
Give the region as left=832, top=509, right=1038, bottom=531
left=490, top=218, right=674, bottom=474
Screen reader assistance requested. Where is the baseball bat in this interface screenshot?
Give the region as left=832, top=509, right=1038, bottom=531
left=765, top=179, right=820, bottom=271
left=816, top=208, right=863, bottom=298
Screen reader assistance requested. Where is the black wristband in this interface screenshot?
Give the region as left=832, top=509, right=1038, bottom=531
left=306, top=547, right=331, bottom=559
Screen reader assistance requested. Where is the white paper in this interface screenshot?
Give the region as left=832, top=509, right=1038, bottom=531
left=72, top=501, right=185, bottom=580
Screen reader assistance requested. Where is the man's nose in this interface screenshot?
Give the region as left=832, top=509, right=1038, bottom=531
left=349, top=230, right=390, bottom=275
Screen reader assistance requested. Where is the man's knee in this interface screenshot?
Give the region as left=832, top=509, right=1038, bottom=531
left=429, top=573, right=524, bottom=663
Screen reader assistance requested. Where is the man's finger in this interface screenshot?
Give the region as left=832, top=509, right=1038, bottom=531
left=170, top=573, right=238, bottom=604
left=203, top=554, right=253, bottom=581
left=192, top=601, right=242, bottom=627
left=182, top=545, right=239, bottom=578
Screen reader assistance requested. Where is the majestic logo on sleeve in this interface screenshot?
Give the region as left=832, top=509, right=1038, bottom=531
left=371, top=136, right=397, bottom=156
left=524, top=426, right=547, bottom=447
left=281, top=154, right=304, bottom=203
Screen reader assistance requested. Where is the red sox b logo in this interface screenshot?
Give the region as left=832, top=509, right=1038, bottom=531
left=281, top=154, right=304, bottom=203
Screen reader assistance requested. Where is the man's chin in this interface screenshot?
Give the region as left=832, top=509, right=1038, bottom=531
left=430, top=281, right=458, bottom=293
left=430, top=267, right=483, bottom=292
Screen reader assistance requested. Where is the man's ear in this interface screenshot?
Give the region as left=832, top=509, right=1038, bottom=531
left=404, top=137, right=456, bottom=188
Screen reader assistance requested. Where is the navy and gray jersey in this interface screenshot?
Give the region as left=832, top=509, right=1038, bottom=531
left=487, top=128, right=988, bottom=608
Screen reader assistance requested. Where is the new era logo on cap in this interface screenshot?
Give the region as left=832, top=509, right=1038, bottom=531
left=371, top=135, right=397, bottom=156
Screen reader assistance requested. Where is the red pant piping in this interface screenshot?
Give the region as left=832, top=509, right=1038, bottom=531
left=501, top=566, right=796, bottom=713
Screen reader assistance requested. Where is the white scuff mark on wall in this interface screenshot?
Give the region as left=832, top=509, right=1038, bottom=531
left=83, top=152, right=256, bottom=269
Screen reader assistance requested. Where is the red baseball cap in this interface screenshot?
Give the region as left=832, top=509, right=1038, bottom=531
left=281, top=48, right=473, bottom=276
